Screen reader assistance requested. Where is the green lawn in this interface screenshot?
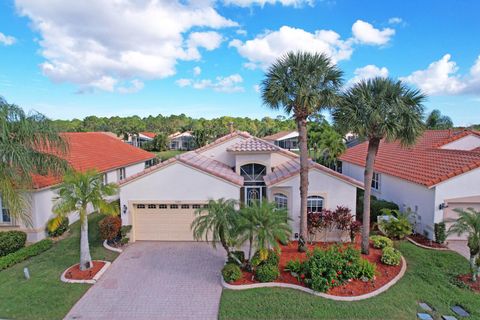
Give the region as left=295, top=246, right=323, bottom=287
left=0, top=213, right=118, bottom=320
left=154, top=150, right=186, bottom=161
left=219, top=241, right=480, bottom=320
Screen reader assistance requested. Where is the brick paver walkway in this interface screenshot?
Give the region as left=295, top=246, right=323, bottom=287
left=65, top=242, right=225, bottom=320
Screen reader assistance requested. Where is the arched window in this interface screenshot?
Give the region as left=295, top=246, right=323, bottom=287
left=307, top=196, right=324, bottom=213
left=274, top=193, right=288, bottom=209
left=240, top=163, right=266, bottom=183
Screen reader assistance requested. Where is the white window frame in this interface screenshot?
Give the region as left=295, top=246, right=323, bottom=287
left=0, top=196, right=12, bottom=224
left=102, top=173, right=108, bottom=185
left=371, top=172, right=381, bottom=191
left=307, top=196, right=324, bottom=213
left=274, top=193, right=288, bottom=209
left=118, top=167, right=126, bottom=181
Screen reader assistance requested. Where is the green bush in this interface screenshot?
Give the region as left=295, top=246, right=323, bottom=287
left=254, top=263, right=280, bottom=282
left=0, top=231, right=27, bottom=257
left=380, top=210, right=412, bottom=239
left=434, top=222, right=446, bottom=244
left=0, top=239, right=53, bottom=270
left=227, top=251, right=245, bottom=266
left=285, top=259, right=303, bottom=274
left=222, top=263, right=242, bottom=283
left=357, top=190, right=398, bottom=224
left=370, top=235, right=393, bottom=249
left=381, top=247, right=402, bottom=266
left=250, top=249, right=279, bottom=268
left=46, top=217, right=69, bottom=237
left=357, top=259, right=376, bottom=281
left=98, top=216, right=122, bottom=241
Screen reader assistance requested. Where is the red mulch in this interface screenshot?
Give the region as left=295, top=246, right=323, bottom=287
left=409, top=234, right=448, bottom=249
left=230, top=240, right=403, bottom=297
left=457, top=274, right=480, bottom=293
left=64, top=261, right=106, bottom=280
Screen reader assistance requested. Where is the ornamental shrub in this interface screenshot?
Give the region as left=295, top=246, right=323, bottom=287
left=46, top=216, right=69, bottom=237
left=254, top=263, right=280, bottom=282
left=380, top=210, right=412, bottom=239
left=370, top=235, right=393, bottom=249
left=381, top=247, right=402, bottom=266
left=98, top=216, right=122, bottom=241
left=222, top=263, right=242, bottom=283
left=434, top=222, right=446, bottom=244
left=357, top=259, right=376, bottom=281
left=250, top=249, right=279, bottom=268
left=0, top=231, right=27, bottom=257
left=0, top=239, right=53, bottom=270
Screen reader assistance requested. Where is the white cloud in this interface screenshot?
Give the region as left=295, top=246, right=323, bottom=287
left=352, top=20, right=395, bottom=45
left=223, top=0, right=314, bottom=7
left=236, top=29, right=247, bottom=36
left=388, top=17, right=403, bottom=25
left=0, top=32, right=16, bottom=45
left=193, top=66, right=202, bottom=76
left=348, top=64, right=389, bottom=85
left=229, top=26, right=354, bottom=69
left=176, top=73, right=244, bottom=93
left=401, top=54, right=480, bottom=95
left=117, top=79, right=144, bottom=94
left=15, top=0, right=237, bottom=93
left=253, top=84, right=260, bottom=93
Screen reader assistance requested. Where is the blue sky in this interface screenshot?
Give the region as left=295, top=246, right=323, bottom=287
left=0, top=0, right=479, bottom=125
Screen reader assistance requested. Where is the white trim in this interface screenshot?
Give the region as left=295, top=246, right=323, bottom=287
left=103, top=240, right=123, bottom=253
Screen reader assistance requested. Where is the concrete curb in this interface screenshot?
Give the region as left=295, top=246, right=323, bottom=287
left=103, top=240, right=123, bottom=253
left=60, top=260, right=111, bottom=284
left=221, top=256, right=407, bottom=301
left=406, top=237, right=451, bottom=251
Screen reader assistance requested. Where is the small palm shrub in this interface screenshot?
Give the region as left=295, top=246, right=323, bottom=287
left=222, top=263, right=242, bottom=283
left=46, top=216, right=69, bottom=237
left=357, top=259, right=376, bottom=281
left=255, top=263, right=280, bottom=282
left=98, top=216, right=122, bottom=241
left=381, top=247, right=402, bottom=266
left=0, top=231, right=27, bottom=257
left=380, top=209, right=412, bottom=239
left=370, top=235, right=393, bottom=249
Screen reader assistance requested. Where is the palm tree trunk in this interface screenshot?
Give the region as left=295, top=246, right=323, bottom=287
left=248, top=234, right=253, bottom=260
left=219, top=226, right=231, bottom=257
left=362, top=138, right=380, bottom=254
left=297, top=118, right=309, bottom=250
left=79, top=209, right=92, bottom=271
left=470, top=253, right=478, bottom=282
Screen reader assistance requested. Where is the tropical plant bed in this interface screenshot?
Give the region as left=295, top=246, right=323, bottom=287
left=457, top=274, right=480, bottom=293
left=63, top=260, right=107, bottom=281
left=407, top=234, right=448, bottom=249
left=229, top=241, right=403, bottom=297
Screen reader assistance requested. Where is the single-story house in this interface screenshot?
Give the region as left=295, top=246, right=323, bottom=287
left=339, top=129, right=480, bottom=240
left=168, top=131, right=195, bottom=150
left=263, top=130, right=299, bottom=151
left=0, top=132, right=155, bottom=242
left=119, top=131, right=362, bottom=242
left=125, top=132, right=156, bottom=147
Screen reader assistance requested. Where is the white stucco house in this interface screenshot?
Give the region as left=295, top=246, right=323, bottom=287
left=340, top=129, right=480, bottom=240
left=263, top=130, right=299, bottom=151
left=0, top=132, right=155, bottom=242
left=119, top=131, right=362, bottom=242
left=168, top=131, right=195, bottom=150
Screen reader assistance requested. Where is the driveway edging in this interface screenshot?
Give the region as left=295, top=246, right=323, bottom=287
left=61, top=260, right=111, bottom=284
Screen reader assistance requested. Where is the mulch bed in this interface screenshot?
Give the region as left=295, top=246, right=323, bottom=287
left=230, top=240, right=403, bottom=297
left=457, top=274, right=480, bottom=293
left=408, top=233, right=448, bottom=249
left=64, top=261, right=106, bottom=280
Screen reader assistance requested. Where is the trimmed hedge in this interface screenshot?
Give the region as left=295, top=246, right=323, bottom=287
left=370, top=235, right=393, bottom=249
left=0, top=231, right=27, bottom=257
left=381, top=247, right=402, bottom=266
left=0, top=239, right=53, bottom=271
left=254, top=263, right=280, bottom=282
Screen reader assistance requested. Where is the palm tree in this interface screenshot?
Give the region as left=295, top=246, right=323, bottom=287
left=333, top=77, right=425, bottom=254
left=261, top=51, right=343, bottom=250
left=448, top=208, right=480, bottom=281
left=191, top=198, right=238, bottom=258
left=425, top=109, right=453, bottom=129
left=0, top=99, right=69, bottom=224
left=51, top=170, right=118, bottom=270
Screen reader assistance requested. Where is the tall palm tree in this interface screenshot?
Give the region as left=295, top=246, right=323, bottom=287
left=333, top=77, right=425, bottom=254
left=448, top=208, right=480, bottom=281
left=191, top=198, right=238, bottom=258
left=261, top=51, right=343, bottom=250
left=51, top=170, right=118, bottom=270
left=0, top=99, right=69, bottom=224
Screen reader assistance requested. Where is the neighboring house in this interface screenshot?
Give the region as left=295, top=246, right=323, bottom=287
left=168, top=131, right=195, bottom=150
left=263, top=130, right=299, bottom=151
left=119, top=131, right=362, bottom=242
left=340, top=129, right=480, bottom=240
left=0, top=132, right=155, bottom=242
left=125, top=132, right=156, bottom=147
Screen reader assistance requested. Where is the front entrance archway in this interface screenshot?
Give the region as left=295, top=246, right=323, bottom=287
left=240, top=163, right=267, bottom=206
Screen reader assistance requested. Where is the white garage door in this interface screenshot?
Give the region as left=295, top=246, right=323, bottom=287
left=134, top=203, right=206, bottom=241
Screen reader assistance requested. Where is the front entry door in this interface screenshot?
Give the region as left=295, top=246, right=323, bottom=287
left=245, top=186, right=263, bottom=206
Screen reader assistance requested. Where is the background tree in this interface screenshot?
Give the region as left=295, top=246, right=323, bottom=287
left=0, top=99, right=69, bottom=224
left=448, top=208, right=480, bottom=281
left=308, top=120, right=346, bottom=167
left=51, top=170, right=118, bottom=270
left=333, top=77, right=425, bottom=254
left=261, top=51, right=343, bottom=251
left=425, top=109, right=453, bottom=129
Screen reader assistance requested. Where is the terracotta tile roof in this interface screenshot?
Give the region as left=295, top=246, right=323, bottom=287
left=32, top=132, right=155, bottom=189
left=264, top=158, right=363, bottom=188
left=263, top=130, right=297, bottom=141
left=99, top=132, right=123, bottom=140
left=140, top=132, right=156, bottom=139
left=339, top=130, right=480, bottom=187
left=195, top=130, right=252, bottom=153
left=227, top=137, right=279, bottom=152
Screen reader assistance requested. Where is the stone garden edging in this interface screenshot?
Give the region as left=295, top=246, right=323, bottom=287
left=103, top=240, right=123, bottom=253
left=406, top=237, right=451, bottom=251
left=60, top=260, right=111, bottom=284
left=221, top=256, right=407, bottom=301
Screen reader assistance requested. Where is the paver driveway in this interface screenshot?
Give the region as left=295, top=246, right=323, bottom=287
left=65, top=242, right=225, bottom=320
